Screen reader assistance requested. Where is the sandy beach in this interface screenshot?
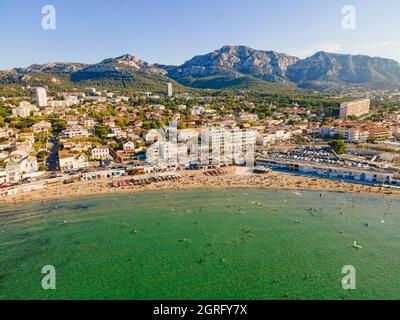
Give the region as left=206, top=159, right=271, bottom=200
left=2, top=167, right=399, bottom=205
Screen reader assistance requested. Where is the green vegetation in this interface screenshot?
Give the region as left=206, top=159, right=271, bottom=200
left=49, top=119, right=67, bottom=133
left=94, top=124, right=110, bottom=140
left=328, top=139, right=346, bottom=155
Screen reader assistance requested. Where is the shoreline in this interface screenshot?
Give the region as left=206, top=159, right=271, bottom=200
left=2, top=167, right=399, bottom=205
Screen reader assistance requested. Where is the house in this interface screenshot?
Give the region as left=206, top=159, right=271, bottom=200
left=63, top=141, right=93, bottom=152
left=257, top=129, right=291, bottom=146
left=83, top=119, right=96, bottom=128
left=0, top=126, right=13, bottom=139
left=0, top=169, right=8, bottom=184
left=107, top=127, right=126, bottom=138
left=91, top=146, right=110, bottom=160
left=2, top=155, right=38, bottom=183
left=65, top=117, right=80, bottom=126
left=0, top=151, right=8, bottom=160
left=20, top=156, right=39, bottom=173
left=12, top=140, right=34, bottom=158
left=152, top=104, right=165, bottom=112
left=32, top=121, right=52, bottom=133
left=190, top=106, right=205, bottom=116
left=61, top=126, right=90, bottom=139
left=59, top=152, right=89, bottom=171
left=238, top=112, right=259, bottom=123
left=145, top=129, right=166, bottom=143
left=123, top=141, right=135, bottom=151
left=116, top=149, right=139, bottom=163
left=18, top=132, right=35, bottom=144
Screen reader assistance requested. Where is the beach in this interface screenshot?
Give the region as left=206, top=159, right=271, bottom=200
left=3, top=167, right=399, bottom=204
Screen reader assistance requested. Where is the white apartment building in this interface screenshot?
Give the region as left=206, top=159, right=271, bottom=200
left=319, top=126, right=370, bottom=143
left=48, top=100, right=76, bottom=108
left=146, top=126, right=256, bottom=167
left=340, top=99, right=370, bottom=119
left=159, top=141, right=178, bottom=164
left=195, top=126, right=256, bottom=165
left=12, top=102, right=38, bottom=118
left=166, top=83, right=173, bottom=97
left=178, top=129, right=199, bottom=142
left=146, top=141, right=189, bottom=166
left=146, top=141, right=160, bottom=163
left=35, top=87, right=48, bottom=107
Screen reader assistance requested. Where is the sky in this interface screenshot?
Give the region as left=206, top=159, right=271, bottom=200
left=0, top=0, right=400, bottom=70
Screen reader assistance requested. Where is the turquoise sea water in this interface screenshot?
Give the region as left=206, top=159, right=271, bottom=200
left=0, top=189, right=399, bottom=300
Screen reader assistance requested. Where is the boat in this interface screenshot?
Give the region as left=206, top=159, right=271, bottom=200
left=353, top=241, right=362, bottom=249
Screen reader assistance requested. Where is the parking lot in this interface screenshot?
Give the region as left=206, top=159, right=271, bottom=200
left=263, top=147, right=379, bottom=170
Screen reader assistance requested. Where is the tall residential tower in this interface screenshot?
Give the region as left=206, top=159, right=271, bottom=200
left=166, top=82, right=173, bottom=97
left=339, top=99, right=370, bottom=119
left=35, top=87, right=48, bottom=107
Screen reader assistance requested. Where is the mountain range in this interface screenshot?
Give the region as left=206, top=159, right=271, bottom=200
left=2, top=45, right=400, bottom=93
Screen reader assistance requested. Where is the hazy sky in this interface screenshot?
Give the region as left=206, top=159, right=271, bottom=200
left=1, top=0, right=399, bottom=69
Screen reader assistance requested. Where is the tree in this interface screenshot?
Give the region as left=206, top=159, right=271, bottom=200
left=333, top=133, right=345, bottom=140
left=328, top=139, right=346, bottom=155
left=50, top=119, right=67, bottom=133
left=36, top=150, right=50, bottom=161
left=94, top=124, right=110, bottom=140
left=178, top=122, right=187, bottom=129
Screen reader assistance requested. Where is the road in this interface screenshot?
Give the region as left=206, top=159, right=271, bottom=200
left=46, top=136, right=60, bottom=171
